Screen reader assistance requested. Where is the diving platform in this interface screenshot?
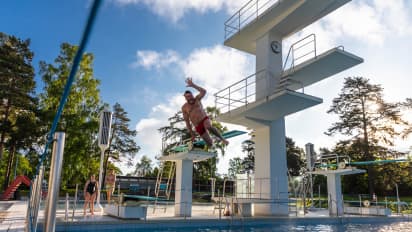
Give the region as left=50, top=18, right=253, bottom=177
left=281, top=47, right=364, bottom=91
left=310, top=168, right=366, bottom=216
left=217, top=89, right=322, bottom=128
left=158, top=149, right=216, bottom=162
left=225, top=0, right=351, bottom=54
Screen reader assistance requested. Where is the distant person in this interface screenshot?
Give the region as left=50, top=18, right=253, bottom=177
left=182, top=78, right=229, bottom=147
left=83, top=174, right=98, bottom=216
left=105, top=169, right=116, bottom=204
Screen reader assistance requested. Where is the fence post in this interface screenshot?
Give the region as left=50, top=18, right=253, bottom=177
left=44, top=132, right=65, bottom=232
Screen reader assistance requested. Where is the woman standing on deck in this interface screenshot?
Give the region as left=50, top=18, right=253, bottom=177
left=83, top=174, right=99, bottom=216
left=105, top=169, right=116, bottom=204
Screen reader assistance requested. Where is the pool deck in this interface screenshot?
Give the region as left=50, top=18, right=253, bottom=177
left=1, top=201, right=411, bottom=231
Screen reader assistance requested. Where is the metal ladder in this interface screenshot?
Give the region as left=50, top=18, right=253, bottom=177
left=153, top=161, right=175, bottom=213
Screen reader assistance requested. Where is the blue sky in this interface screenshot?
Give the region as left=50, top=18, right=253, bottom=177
left=2, top=0, right=412, bottom=174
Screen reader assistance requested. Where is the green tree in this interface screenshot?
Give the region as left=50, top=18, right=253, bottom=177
left=0, top=32, right=36, bottom=164
left=401, top=98, right=412, bottom=138
left=3, top=110, right=40, bottom=189
left=0, top=33, right=39, bottom=190
left=241, top=139, right=255, bottom=174
left=228, top=157, right=244, bottom=178
left=102, top=102, right=140, bottom=188
left=286, top=137, right=305, bottom=176
left=133, top=155, right=153, bottom=177
left=39, top=43, right=102, bottom=188
left=326, top=77, right=406, bottom=195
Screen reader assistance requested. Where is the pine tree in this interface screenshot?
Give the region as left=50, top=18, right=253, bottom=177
left=0, top=33, right=38, bottom=190
left=326, top=77, right=406, bottom=194
left=102, top=102, right=140, bottom=188
left=0, top=32, right=36, bottom=163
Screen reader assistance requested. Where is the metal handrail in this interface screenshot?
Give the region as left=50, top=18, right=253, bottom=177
left=283, top=34, right=316, bottom=71
left=214, top=69, right=264, bottom=113
left=224, top=0, right=280, bottom=40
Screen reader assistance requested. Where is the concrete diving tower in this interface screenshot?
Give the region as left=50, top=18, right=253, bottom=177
left=215, top=0, right=363, bottom=216
left=158, top=150, right=215, bottom=217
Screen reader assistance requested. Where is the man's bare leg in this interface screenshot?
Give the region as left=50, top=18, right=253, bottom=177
left=204, top=119, right=229, bottom=145
left=200, top=132, right=213, bottom=147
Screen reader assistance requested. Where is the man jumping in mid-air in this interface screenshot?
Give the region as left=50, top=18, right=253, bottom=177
left=182, top=78, right=229, bottom=148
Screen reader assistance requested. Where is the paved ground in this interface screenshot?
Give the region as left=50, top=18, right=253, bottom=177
left=1, top=200, right=410, bottom=232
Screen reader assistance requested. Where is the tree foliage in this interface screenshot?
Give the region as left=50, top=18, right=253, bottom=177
left=0, top=32, right=38, bottom=189
left=102, top=102, right=140, bottom=188
left=133, top=155, right=153, bottom=177
left=326, top=77, right=407, bottom=194
left=39, top=43, right=102, bottom=188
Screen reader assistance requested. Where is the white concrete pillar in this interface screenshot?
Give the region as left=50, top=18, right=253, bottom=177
left=253, top=118, right=288, bottom=216
left=326, top=173, right=344, bottom=216
left=174, top=160, right=192, bottom=217
left=255, top=32, right=283, bottom=100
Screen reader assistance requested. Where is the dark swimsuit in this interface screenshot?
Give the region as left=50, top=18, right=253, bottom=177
left=86, top=181, right=97, bottom=195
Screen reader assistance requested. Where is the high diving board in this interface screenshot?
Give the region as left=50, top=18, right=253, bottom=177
left=218, top=90, right=322, bottom=128
left=168, top=130, right=247, bottom=153
left=316, top=159, right=409, bottom=169
left=119, top=194, right=172, bottom=202
left=158, top=149, right=216, bottom=162
left=225, top=0, right=351, bottom=54
left=159, top=130, right=246, bottom=162
left=281, top=47, right=364, bottom=91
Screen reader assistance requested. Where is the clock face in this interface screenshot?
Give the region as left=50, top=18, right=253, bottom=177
left=271, top=41, right=281, bottom=54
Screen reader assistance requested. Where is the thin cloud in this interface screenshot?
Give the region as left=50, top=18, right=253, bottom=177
left=131, top=50, right=180, bottom=70
left=112, top=0, right=248, bottom=23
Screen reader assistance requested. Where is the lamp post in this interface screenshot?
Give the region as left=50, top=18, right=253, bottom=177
left=96, top=109, right=112, bottom=210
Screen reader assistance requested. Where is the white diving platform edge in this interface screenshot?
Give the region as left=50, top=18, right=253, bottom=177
left=158, top=149, right=216, bottom=162
left=282, top=47, right=364, bottom=91
left=218, top=89, right=322, bottom=128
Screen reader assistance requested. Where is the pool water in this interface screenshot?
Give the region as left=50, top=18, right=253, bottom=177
left=141, top=222, right=412, bottom=232
left=57, top=221, right=412, bottom=232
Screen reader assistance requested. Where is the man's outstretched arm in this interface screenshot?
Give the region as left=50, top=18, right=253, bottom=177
left=186, top=78, right=206, bottom=100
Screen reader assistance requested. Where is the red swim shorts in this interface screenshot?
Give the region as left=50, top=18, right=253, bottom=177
left=195, top=116, right=209, bottom=135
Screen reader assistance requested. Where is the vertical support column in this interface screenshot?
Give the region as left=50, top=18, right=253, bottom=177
left=174, top=160, right=193, bottom=217
left=44, top=132, right=65, bottom=232
left=254, top=119, right=288, bottom=216
left=326, top=173, right=343, bottom=216
left=255, top=32, right=283, bottom=100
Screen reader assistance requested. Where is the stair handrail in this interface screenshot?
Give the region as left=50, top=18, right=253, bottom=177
left=283, top=33, right=316, bottom=71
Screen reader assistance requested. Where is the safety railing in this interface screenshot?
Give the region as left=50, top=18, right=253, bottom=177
left=215, top=34, right=318, bottom=114
left=26, top=166, right=45, bottom=232
left=214, top=70, right=259, bottom=113
left=283, top=34, right=317, bottom=72
left=224, top=0, right=280, bottom=40
left=315, top=153, right=352, bottom=170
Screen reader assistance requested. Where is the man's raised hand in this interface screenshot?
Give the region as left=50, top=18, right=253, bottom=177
left=185, top=77, right=194, bottom=87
